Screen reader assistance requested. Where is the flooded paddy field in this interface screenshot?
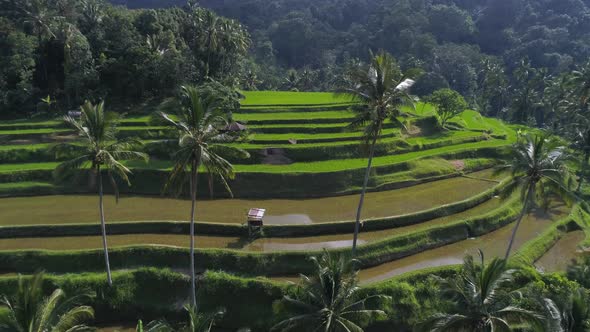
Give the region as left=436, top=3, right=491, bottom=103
left=0, top=170, right=499, bottom=226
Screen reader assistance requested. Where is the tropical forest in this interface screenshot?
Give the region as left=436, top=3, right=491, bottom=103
left=2, top=0, right=590, bottom=331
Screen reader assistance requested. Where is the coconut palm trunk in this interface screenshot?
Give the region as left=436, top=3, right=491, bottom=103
left=577, top=151, right=589, bottom=193
left=189, top=159, right=199, bottom=308
left=504, top=185, right=533, bottom=259
left=352, top=134, right=379, bottom=256
left=97, top=165, right=113, bottom=286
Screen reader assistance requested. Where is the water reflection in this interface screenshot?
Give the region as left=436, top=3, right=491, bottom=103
left=357, top=203, right=567, bottom=284
left=265, top=214, right=313, bottom=225
left=535, top=230, right=585, bottom=272
left=0, top=169, right=499, bottom=225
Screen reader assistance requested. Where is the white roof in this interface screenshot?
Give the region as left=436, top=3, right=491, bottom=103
left=248, top=208, right=266, bottom=221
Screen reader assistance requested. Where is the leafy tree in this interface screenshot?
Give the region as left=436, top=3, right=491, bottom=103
left=427, top=88, right=467, bottom=129
left=419, top=253, right=544, bottom=331
left=339, top=50, right=414, bottom=255
left=427, top=4, right=475, bottom=43
left=55, top=101, right=148, bottom=285
left=272, top=251, right=388, bottom=332
left=159, top=85, right=248, bottom=308
left=0, top=272, right=94, bottom=332
left=0, top=18, right=37, bottom=117
left=500, top=132, right=575, bottom=259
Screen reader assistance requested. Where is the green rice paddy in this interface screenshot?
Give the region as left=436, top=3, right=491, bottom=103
left=0, top=169, right=498, bottom=225
left=0, top=90, right=579, bottom=285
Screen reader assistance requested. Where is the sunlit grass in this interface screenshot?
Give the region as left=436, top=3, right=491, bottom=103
left=240, top=91, right=354, bottom=106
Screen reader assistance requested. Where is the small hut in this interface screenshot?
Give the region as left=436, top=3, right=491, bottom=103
left=224, top=121, right=247, bottom=132
left=247, top=208, right=266, bottom=236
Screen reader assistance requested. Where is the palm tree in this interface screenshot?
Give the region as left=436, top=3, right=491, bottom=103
left=500, top=131, right=575, bottom=259
left=339, top=50, right=415, bottom=255
left=0, top=272, right=94, bottom=332
left=135, top=305, right=224, bottom=332
left=569, top=61, right=590, bottom=108
left=572, top=124, right=590, bottom=193
left=544, top=288, right=590, bottom=332
left=54, top=101, right=148, bottom=285
left=419, top=252, right=544, bottom=332
left=271, top=251, right=388, bottom=332
left=159, top=85, right=248, bottom=308
left=567, top=255, right=590, bottom=289
left=199, top=11, right=220, bottom=79
left=184, top=305, right=224, bottom=332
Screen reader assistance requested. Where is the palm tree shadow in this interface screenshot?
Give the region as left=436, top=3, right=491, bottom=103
left=530, top=199, right=567, bottom=219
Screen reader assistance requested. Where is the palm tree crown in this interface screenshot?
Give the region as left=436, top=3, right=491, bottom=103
left=159, top=85, right=248, bottom=196
left=0, top=272, right=94, bottom=332
left=272, top=251, right=388, bottom=332
left=55, top=100, right=148, bottom=192
left=419, top=253, right=544, bottom=332
left=343, top=50, right=415, bottom=143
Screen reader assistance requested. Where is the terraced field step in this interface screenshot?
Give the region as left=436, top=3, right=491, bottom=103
left=0, top=192, right=508, bottom=252
left=357, top=202, right=569, bottom=284
left=0, top=169, right=501, bottom=226
left=0, top=138, right=511, bottom=174
left=0, top=197, right=557, bottom=281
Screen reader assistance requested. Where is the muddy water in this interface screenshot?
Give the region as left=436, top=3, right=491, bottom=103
left=243, top=195, right=505, bottom=251
left=0, top=196, right=505, bottom=252
left=357, top=203, right=568, bottom=284
left=0, top=170, right=498, bottom=226
left=535, top=230, right=585, bottom=272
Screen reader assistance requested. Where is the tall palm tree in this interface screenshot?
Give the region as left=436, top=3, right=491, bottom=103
left=271, top=251, right=388, bottom=332
left=55, top=101, right=148, bottom=285
left=419, top=252, right=544, bottom=332
left=199, top=11, right=220, bottom=79
left=159, top=85, right=248, bottom=308
left=0, top=272, right=94, bottom=332
left=572, top=124, right=590, bottom=193
left=500, top=131, right=575, bottom=259
left=339, top=50, right=415, bottom=255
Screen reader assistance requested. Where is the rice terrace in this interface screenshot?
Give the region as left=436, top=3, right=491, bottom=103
left=2, top=0, right=590, bottom=331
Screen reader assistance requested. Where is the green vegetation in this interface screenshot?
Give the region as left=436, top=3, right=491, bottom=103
left=240, top=91, right=353, bottom=106
left=0, top=272, right=95, bottom=332
left=159, top=85, right=247, bottom=307
left=418, top=253, right=544, bottom=331
left=501, top=132, right=577, bottom=259
left=426, top=88, right=468, bottom=129
left=55, top=101, right=148, bottom=286
left=272, top=251, right=387, bottom=331
left=2, top=0, right=590, bottom=330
